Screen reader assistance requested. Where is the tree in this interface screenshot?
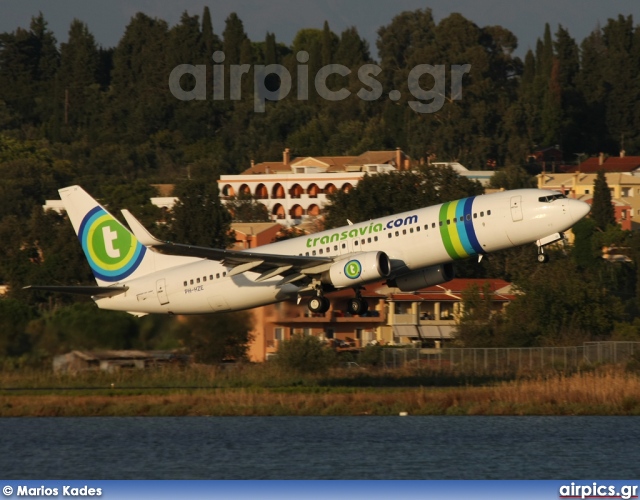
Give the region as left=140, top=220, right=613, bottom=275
left=591, top=170, right=616, bottom=230
left=168, top=180, right=234, bottom=248
left=335, top=27, right=370, bottom=67
left=178, top=312, right=253, bottom=363
left=109, top=13, right=171, bottom=140
left=601, top=16, right=637, bottom=152
left=511, top=247, right=624, bottom=346
left=0, top=13, right=59, bottom=127
left=57, top=20, right=101, bottom=133
left=226, top=193, right=270, bottom=222
left=489, top=165, right=536, bottom=190
left=26, top=302, right=139, bottom=357
left=201, top=6, right=220, bottom=55
left=455, top=283, right=507, bottom=347
left=0, top=298, right=36, bottom=358
left=222, top=13, right=248, bottom=65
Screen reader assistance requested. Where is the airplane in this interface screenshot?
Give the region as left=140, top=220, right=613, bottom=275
left=25, top=185, right=590, bottom=317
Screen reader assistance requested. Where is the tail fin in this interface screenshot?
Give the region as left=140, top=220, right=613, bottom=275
left=59, top=185, right=153, bottom=285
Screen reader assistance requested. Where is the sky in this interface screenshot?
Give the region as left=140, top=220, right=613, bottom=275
left=1, top=0, right=639, bottom=59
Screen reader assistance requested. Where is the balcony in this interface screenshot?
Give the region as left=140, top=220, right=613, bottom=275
left=267, top=310, right=386, bottom=325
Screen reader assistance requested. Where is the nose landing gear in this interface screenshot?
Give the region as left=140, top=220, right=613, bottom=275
left=535, top=232, right=564, bottom=263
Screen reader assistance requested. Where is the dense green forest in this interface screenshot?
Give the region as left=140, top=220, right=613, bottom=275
left=1, top=7, right=640, bottom=364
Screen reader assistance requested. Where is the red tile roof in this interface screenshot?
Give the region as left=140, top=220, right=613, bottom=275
left=569, top=156, right=640, bottom=173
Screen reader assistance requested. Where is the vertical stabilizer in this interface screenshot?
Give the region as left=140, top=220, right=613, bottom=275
left=59, top=186, right=154, bottom=285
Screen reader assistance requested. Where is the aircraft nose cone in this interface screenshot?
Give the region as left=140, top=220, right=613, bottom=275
left=570, top=199, right=591, bottom=223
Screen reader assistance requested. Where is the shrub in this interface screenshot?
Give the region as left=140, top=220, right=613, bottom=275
left=274, top=335, right=336, bottom=374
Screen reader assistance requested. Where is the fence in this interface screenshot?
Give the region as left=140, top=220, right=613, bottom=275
left=380, top=342, right=640, bottom=373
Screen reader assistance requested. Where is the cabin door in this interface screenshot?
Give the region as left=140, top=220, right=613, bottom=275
left=156, top=279, right=170, bottom=305
left=510, top=196, right=523, bottom=222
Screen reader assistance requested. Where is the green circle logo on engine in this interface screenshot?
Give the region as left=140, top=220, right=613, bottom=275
left=344, top=260, right=362, bottom=279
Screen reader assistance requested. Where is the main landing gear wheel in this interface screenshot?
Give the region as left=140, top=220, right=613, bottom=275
left=308, top=296, right=330, bottom=314
left=346, top=297, right=369, bottom=316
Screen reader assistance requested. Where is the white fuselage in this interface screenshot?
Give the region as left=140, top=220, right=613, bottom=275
left=94, top=189, right=589, bottom=315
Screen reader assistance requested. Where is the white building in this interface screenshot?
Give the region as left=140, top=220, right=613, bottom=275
left=218, top=148, right=410, bottom=225
left=430, top=161, right=495, bottom=187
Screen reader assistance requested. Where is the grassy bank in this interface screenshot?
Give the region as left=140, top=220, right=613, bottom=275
left=2, top=366, right=640, bottom=416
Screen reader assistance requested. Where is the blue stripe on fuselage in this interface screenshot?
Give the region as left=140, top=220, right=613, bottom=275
left=463, top=197, right=485, bottom=254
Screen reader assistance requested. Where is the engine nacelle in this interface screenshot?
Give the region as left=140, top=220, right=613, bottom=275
left=392, top=263, right=455, bottom=292
left=321, top=251, right=391, bottom=288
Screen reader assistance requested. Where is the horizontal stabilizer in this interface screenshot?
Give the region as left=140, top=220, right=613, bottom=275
left=121, top=209, right=165, bottom=247
left=23, top=285, right=129, bottom=297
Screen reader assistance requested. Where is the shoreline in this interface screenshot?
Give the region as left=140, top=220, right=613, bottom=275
left=3, top=369, right=640, bottom=417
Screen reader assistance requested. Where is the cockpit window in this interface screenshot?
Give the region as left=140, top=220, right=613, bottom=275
left=538, top=193, right=567, bottom=202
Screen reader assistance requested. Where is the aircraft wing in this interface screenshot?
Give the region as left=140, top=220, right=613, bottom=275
left=121, top=210, right=333, bottom=282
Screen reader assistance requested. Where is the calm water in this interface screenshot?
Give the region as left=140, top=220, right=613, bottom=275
left=1, top=416, right=638, bottom=479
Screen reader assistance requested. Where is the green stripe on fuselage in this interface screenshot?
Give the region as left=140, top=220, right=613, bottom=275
left=439, top=201, right=470, bottom=260
left=439, top=202, right=457, bottom=259
left=446, top=200, right=470, bottom=259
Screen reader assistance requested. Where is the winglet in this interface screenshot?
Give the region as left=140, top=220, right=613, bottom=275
left=121, top=209, right=164, bottom=247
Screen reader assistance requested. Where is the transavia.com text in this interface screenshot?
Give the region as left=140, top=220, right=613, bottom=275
left=3, top=486, right=102, bottom=497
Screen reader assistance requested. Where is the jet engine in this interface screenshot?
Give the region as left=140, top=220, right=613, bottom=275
left=391, top=263, right=454, bottom=292
left=321, top=251, right=391, bottom=288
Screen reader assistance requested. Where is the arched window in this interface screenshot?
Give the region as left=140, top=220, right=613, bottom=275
left=290, top=184, right=303, bottom=198
left=324, top=183, right=337, bottom=195
left=307, top=204, right=320, bottom=216
left=272, top=204, right=285, bottom=220
left=308, top=183, right=320, bottom=198
left=272, top=183, right=285, bottom=199
left=342, top=183, right=354, bottom=193
left=239, top=184, right=251, bottom=196
left=255, top=183, right=268, bottom=199
left=290, top=204, right=303, bottom=218
left=221, top=185, right=235, bottom=197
